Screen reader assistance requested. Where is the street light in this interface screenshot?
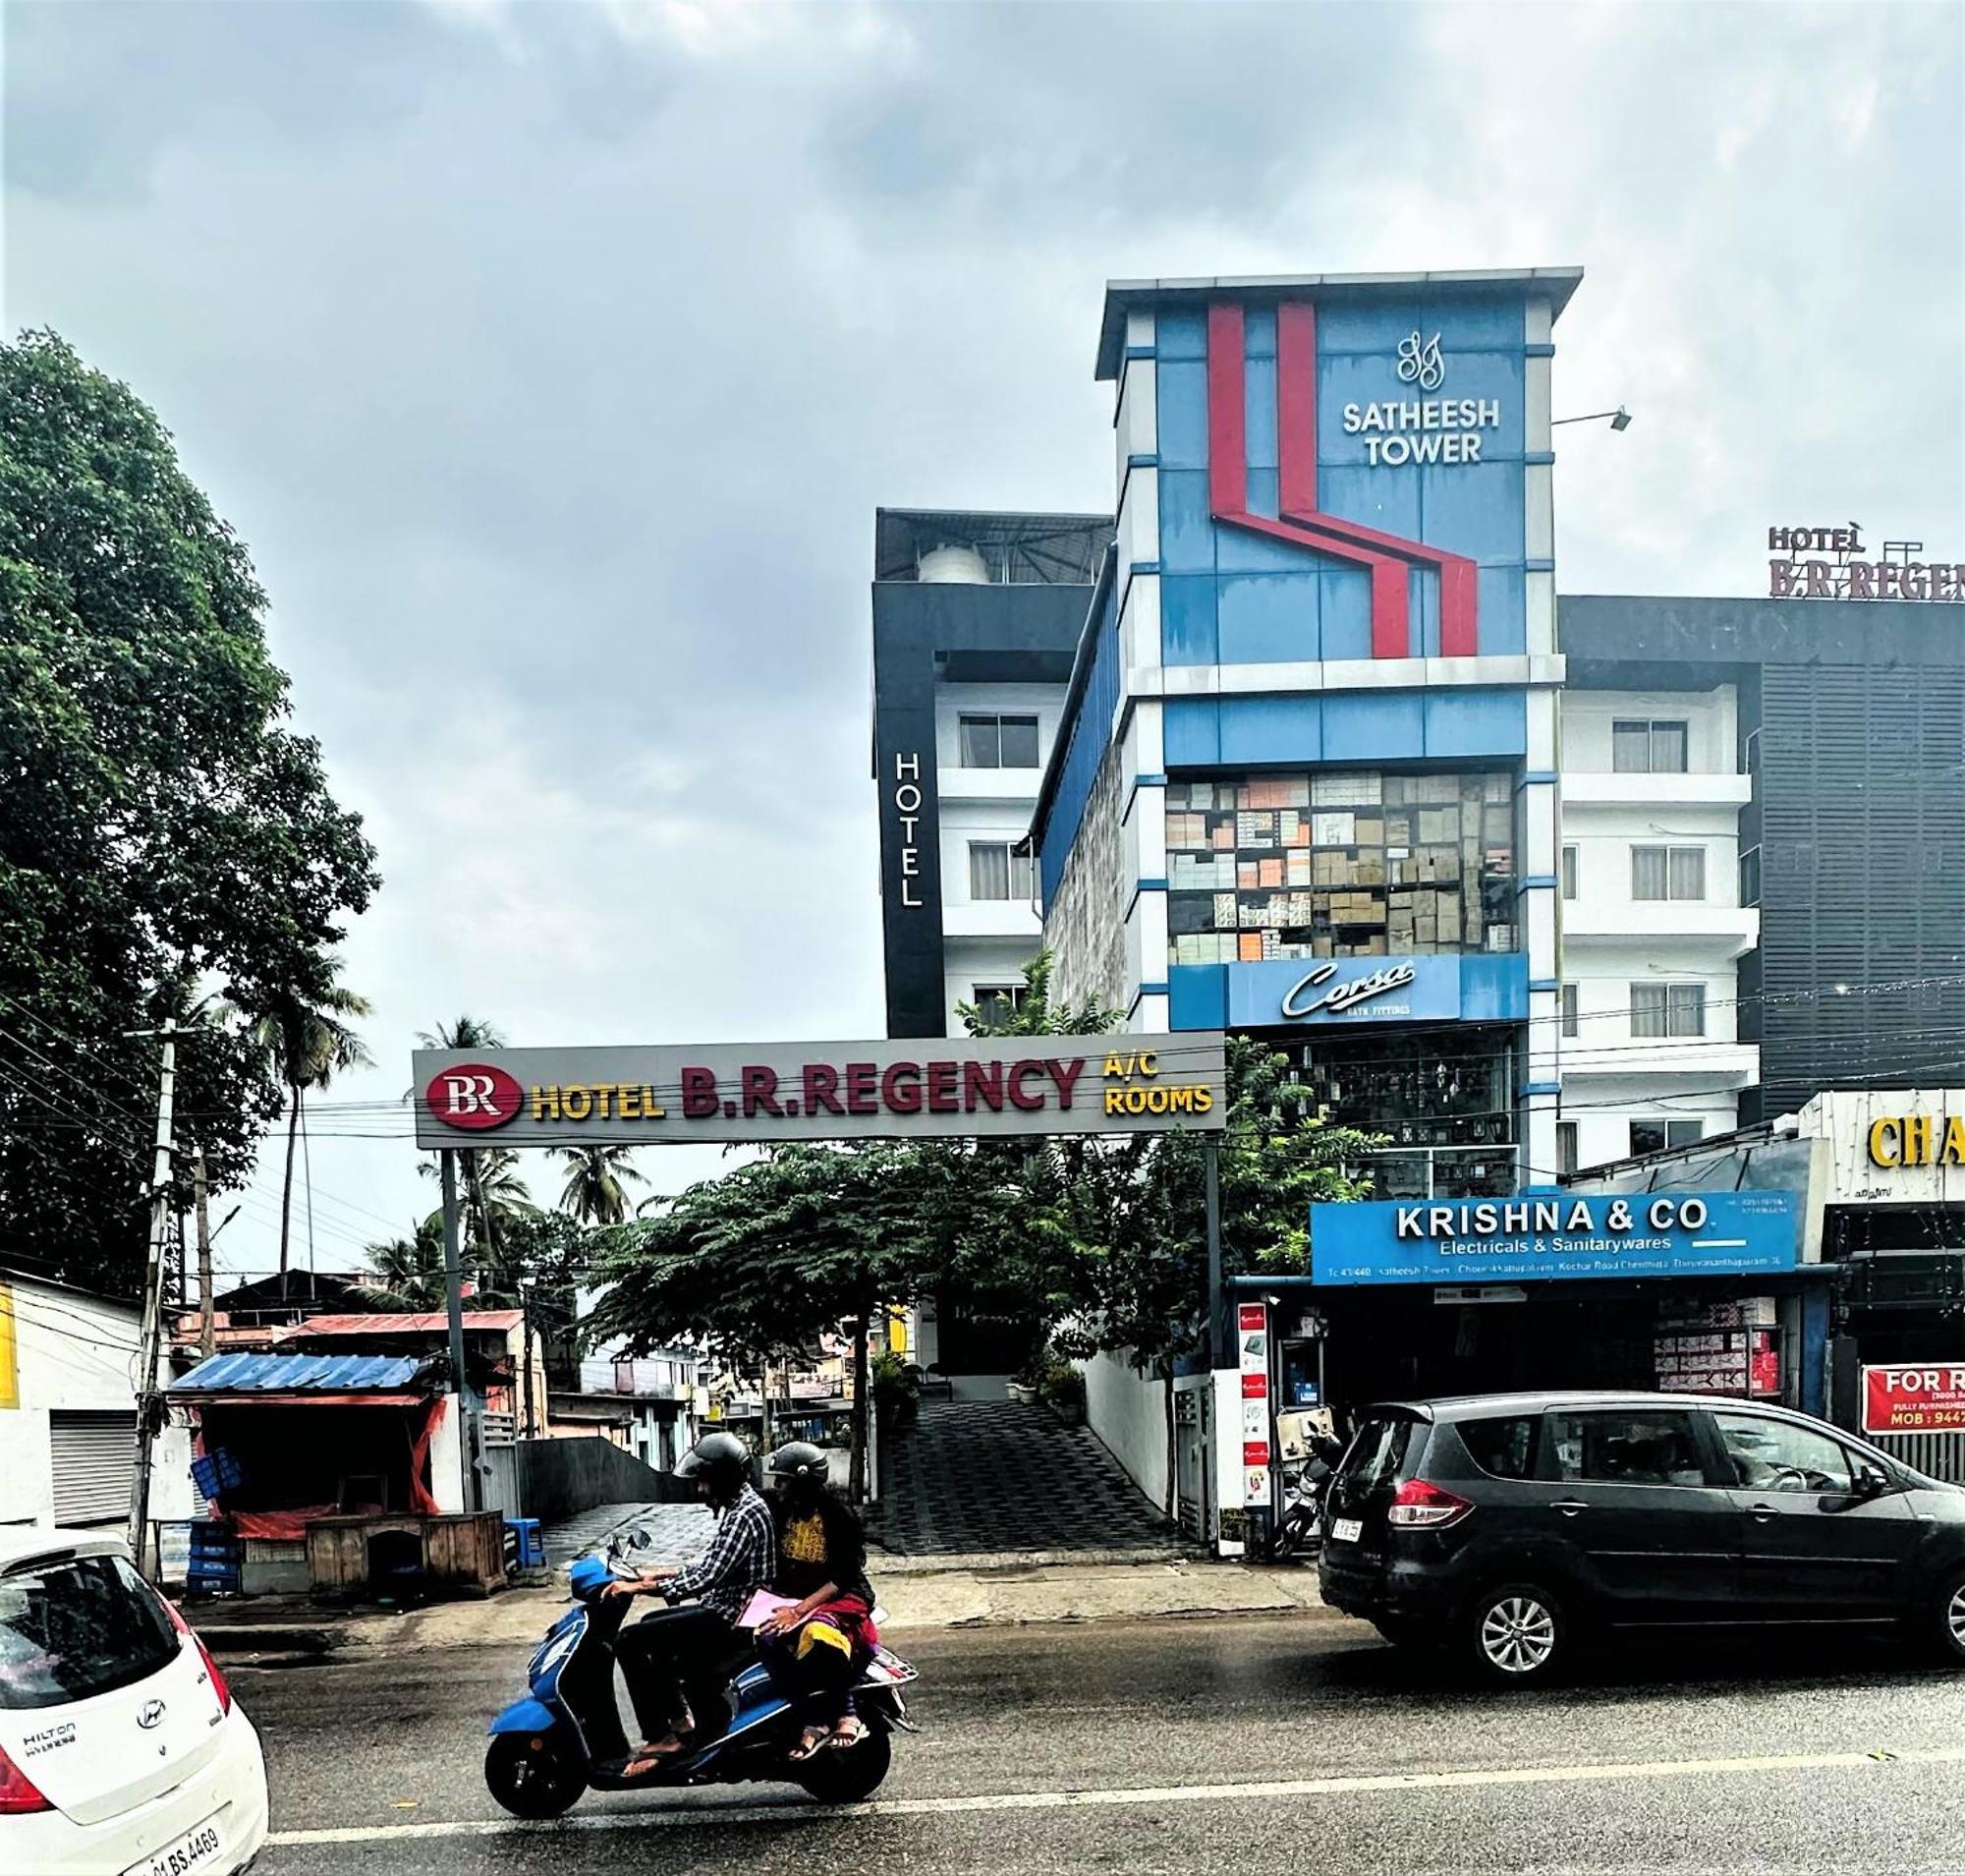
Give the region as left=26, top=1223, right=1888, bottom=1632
left=1552, top=406, right=1632, bottom=431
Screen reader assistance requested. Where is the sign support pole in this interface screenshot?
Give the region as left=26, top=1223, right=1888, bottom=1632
left=1205, top=1140, right=1224, bottom=1369
left=439, top=1152, right=481, bottom=1513
left=128, top=1033, right=179, bottom=1568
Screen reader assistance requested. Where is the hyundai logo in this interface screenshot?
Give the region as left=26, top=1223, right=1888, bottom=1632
left=138, top=1699, right=166, bottom=1731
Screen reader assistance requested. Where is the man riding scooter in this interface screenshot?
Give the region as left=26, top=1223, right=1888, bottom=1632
left=605, top=1429, right=775, bottom=1775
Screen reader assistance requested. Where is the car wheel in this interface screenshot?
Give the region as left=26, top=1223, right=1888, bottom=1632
left=1929, top=1568, right=1965, bottom=1668
left=794, top=1724, right=892, bottom=1804
left=484, top=1732, right=585, bottom=1819
left=1465, top=1582, right=1565, bottom=1687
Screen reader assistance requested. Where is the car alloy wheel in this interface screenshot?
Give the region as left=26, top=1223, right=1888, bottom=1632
left=1947, top=1582, right=1965, bottom=1654
left=1478, top=1593, right=1558, bottom=1678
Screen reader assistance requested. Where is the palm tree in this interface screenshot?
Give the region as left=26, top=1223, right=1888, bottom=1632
left=248, top=965, right=373, bottom=1277
left=550, top=1145, right=647, bottom=1225
left=355, top=1215, right=448, bottom=1311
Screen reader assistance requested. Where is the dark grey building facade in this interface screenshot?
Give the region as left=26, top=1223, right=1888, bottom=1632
left=872, top=510, right=1106, bottom=1040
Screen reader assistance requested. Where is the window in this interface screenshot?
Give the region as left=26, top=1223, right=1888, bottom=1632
left=1560, top=983, right=1579, bottom=1039
left=972, top=984, right=1028, bottom=1027
left=1631, top=845, right=1707, bottom=901
left=959, top=713, right=1040, bottom=769
left=0, top=1553, right=180, bottom=1711
left=1631, top=982, right=1707, bottom=1039
left=1612, top=718, right=1690, bottom=773
left=1555, top=1120, right=1578, bottom=1175
left=1548, top=1409, right=1708, bottom=1487
left=1561, top=844, right=1578, bottom=899
left=968, top=842, right=1035, bottom=902
left=1712, top=1413, right=1854, bottom=1494
left=1459, top=1415, right=1539, bottom=1480
left=1739, top=846, right=1761, bottom=908
left=1163, top=767, right=1516, bottom=965
left=1629, top=1118, right=1705, bottom=1157
left=1334, top=1415, right=1418, bottom=1495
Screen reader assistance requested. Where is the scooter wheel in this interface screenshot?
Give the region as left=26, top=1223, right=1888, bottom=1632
left=794, top=1725, right=892, bottom=1804
left=485, top=1732, right=586, bottom=1819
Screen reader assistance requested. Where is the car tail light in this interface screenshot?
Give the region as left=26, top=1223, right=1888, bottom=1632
left=0, top=1741, right=51, bottom=1815
left=166, top=1598, right=233, bottom=1715
left=1387, top=1478, right=1474, bottom=1529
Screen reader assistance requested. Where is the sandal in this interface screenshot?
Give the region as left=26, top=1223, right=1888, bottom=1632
left=620, top=1734, right=688, bottom=1777
left=788, top=1723, right=833, bottom=1763
left=827, top=1714, right=870, bottom=1749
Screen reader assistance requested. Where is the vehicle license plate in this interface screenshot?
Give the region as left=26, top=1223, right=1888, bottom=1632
left=1329, top=1516, right=1363, bottom=1544
left=129, top=1814, right=225, bottom=1876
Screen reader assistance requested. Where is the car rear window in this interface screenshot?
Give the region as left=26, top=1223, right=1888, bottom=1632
left=1458, top=1414, right=1539, bottom=1480
left=0, top=1553, right=179, bottom=1711
left=1337, top=1416, right=1418, bottom=1494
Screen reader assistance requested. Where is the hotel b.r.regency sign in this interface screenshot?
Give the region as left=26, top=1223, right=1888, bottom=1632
left=413, top=1036, right=1227, bottom=1149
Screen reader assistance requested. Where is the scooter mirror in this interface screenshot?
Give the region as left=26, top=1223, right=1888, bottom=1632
left=631, top=1526, right=652, bottom=1549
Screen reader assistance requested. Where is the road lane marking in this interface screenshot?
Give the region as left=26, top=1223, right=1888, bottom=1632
left=265, top=1742, right=1965, bottom=1847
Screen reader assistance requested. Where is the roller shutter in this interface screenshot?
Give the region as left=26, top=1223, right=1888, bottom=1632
left=48, top=1410, right=136, bottom=1525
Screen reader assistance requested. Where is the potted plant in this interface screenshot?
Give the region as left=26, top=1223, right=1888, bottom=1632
left=1038, top=1358, right=1087, bottom=1427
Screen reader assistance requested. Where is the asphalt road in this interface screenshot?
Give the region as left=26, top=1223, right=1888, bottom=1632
left=242, top=1613, right=1965, bottom=1875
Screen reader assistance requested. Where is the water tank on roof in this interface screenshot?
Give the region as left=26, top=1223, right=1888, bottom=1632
left=919, top=542, right=990, bottom=585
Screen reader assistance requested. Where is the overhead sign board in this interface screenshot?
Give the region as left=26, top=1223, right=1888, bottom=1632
left=414, top=1035, right=1227, bottom=1149
left=1309, top=1191, right=1802, bottom=1286
left=1766, top=523, right=1962, bottom=602
left=1862, top=1364, right=1965, bottom=1436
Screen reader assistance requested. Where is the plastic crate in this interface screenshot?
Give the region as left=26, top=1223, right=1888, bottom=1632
left=503, top=1517, right=544, bottom=1571
left=191, top=1450, right=246, bottom=1503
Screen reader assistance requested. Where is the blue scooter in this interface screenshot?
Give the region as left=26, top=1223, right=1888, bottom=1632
left=484, top=1531, right=918, bottom=1819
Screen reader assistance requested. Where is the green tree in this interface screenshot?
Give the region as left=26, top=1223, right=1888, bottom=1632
left=550, top=1144, right=647, bottom=1226
left=354, top=1214, right=449, bottom=1312
left=586, top=1143, right=942, bottom=1501
left=244, top=966, right=373, bottom=1276
left=0, top=331, right=377, bottom=1291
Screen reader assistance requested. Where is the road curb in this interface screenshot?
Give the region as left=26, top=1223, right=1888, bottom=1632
left=871, top=1547, right=1194, bottom=1573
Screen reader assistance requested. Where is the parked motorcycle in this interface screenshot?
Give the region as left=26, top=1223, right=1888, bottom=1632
left=1271, top=1437, right=1345, bottom=1561
left=484, top=1531, right=918, bottom=1819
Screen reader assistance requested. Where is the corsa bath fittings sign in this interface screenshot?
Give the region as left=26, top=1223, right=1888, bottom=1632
left=414, top=1035, right=1227, bottom=1149
left=1862, top=1364, right=1965, bottom=1437
left=1309, top=1190, right=1801, bottom=1286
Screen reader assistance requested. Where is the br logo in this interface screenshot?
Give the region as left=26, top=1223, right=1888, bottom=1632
left=426, top=1063, right=523, bottom=1130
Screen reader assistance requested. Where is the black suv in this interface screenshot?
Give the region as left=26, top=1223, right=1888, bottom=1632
left=1319, top=1391, right=1965, bottom=1685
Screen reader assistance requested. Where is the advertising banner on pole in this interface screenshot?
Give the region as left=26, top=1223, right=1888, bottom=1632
left=1862, top=1364, right=1965, bottom=1435
left=414, top=1034, right=1226, bottom=1150
left=1237, top=1301, right=1271, bottom=1507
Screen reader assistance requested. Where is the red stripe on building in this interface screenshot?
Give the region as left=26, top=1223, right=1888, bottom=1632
left=1206, top=303, right=1247, bottom=520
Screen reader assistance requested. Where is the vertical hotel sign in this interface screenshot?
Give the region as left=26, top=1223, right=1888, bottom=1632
left=1239, top=1301, right=1272, bottom=1508
left=892, top=753, right=926, bottom=907
left=0, top=1279, right=17, bottom=1409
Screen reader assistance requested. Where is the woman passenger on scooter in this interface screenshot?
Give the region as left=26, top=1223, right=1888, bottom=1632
left=754, top=1442, right=877, bottom=1762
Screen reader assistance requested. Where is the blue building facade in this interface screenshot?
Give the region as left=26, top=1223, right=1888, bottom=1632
left=1033, top=269, right=1576, bottom=1199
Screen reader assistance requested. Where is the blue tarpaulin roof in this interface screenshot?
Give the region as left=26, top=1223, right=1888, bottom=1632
left=168, top=1352, right=425, bottom=1393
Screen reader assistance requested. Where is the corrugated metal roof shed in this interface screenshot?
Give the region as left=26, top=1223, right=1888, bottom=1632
left=167, top=1352, right=426, bottom=1393
left=299, top=1312, right=523, bottom=1335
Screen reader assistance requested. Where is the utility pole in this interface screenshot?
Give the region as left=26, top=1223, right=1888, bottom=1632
left=194, top=1154, right=216, bottom=1361
left=128, top=1031, right=183, bottom=1568
left=518, top=1275, right=537, bottom=1439
left=439, top=1151, right=482, bottom=1511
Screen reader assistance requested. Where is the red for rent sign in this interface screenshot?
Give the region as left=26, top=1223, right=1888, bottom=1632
left=1862, top=1364, right=1965, bottom=1436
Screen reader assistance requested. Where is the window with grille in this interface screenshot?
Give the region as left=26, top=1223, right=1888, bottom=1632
left=1556, top=1121, right=1578, bottom=1175
left=1612, top=719, right=1690, bottom=773
left=959, top=714, right=1040, bottom=769
left=1632, top=845, right=1707, bottom=901
left=968, top=842, right=1035, bottom=901
left=1561, top=844, right=1578, bottom=899
left=1560, top=983, right=1579, bottom=1038
left=973, top=984, right=1029, bottom=1026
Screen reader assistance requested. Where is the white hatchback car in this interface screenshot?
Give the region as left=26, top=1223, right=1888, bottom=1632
left=0, top=1527, right=268, bottom=1876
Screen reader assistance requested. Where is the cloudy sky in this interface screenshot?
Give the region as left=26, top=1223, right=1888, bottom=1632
left=5, top=0, right=1960, bottom=1279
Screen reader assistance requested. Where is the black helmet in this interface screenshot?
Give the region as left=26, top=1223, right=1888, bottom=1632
left=765, top=1441, right=829, bottom=1487
left=677, top=1429, right=751, bottom=1489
